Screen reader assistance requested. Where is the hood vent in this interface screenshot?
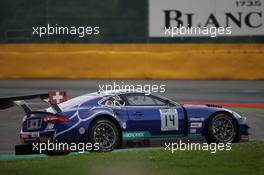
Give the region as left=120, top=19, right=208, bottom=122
left=206, top=104, right=222, bottom=108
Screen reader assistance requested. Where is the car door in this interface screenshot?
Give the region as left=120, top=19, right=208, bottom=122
left=123, top=93, right=185, bottom=138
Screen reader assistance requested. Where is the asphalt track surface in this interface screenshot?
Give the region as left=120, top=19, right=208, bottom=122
left=0, top=80, right=263, bottom=153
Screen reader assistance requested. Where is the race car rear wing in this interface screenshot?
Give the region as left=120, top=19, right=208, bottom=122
left=0, top=91, right=67, bottom=114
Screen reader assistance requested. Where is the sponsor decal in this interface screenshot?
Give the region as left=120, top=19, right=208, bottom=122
left=190, top=117, right=204, bottom=122
left=123, top=131, right=151, bottom=139
left=123, top=131, right=188, bottom=140
left=49, top=91, right=67, bottom=104
left=190, top=122, right=203, bottom=128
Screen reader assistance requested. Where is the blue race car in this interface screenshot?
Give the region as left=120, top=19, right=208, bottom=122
left=0, top=90, right=249, bottom=155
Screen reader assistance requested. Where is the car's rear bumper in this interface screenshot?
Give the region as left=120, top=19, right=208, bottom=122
left=18, top=130, right=56, bottom=155
left=20, top=130, right=55, bottom=144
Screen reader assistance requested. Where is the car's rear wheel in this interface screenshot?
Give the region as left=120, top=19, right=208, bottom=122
left=205, top=113, right=238, bottom=143
left=89, top=118, right=120, bottom=152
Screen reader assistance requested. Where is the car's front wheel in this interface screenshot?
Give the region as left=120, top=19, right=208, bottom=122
left=89, top=118, right=120, bottom=152
left=205, top=113, right=238, bottom=143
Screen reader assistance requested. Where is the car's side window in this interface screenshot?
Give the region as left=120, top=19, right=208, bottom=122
left=152, top=97, right=166, bottom=106
left=125, top=94, right=166, bottom=106
left=101, top=95, right=125, bottom=107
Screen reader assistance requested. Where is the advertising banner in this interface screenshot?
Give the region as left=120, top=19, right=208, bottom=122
left=149, top=0, right=264, bottom=37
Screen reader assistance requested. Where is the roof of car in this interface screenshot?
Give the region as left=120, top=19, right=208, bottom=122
left=96, top=90, right=146, bottom=96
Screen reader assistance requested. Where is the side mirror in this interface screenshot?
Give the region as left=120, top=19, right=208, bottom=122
left=165, top=99, right=171, bottom=106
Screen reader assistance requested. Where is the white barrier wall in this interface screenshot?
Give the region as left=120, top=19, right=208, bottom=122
left=149, top=0, right=264, bottom=37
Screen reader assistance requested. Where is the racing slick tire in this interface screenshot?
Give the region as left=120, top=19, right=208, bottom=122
left=89, top=118, right=120, bottom=152
left=205, top=113, right=238, bottom=143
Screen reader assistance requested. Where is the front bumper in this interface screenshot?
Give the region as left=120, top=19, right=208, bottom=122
left=237, top=116, right=250, bottom=142
left=240, top=124, right=250, bottom=142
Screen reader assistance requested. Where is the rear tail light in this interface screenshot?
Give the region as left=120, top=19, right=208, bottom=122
left=43, top=114, right=70, bottom=123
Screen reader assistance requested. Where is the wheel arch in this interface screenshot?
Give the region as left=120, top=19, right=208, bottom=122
left=202, top=110, right=239, bottom=141
left=89, top=114, right=123, bottom=148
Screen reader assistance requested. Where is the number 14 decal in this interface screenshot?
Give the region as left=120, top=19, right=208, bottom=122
left=160, top=108, right=179, bottom=131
